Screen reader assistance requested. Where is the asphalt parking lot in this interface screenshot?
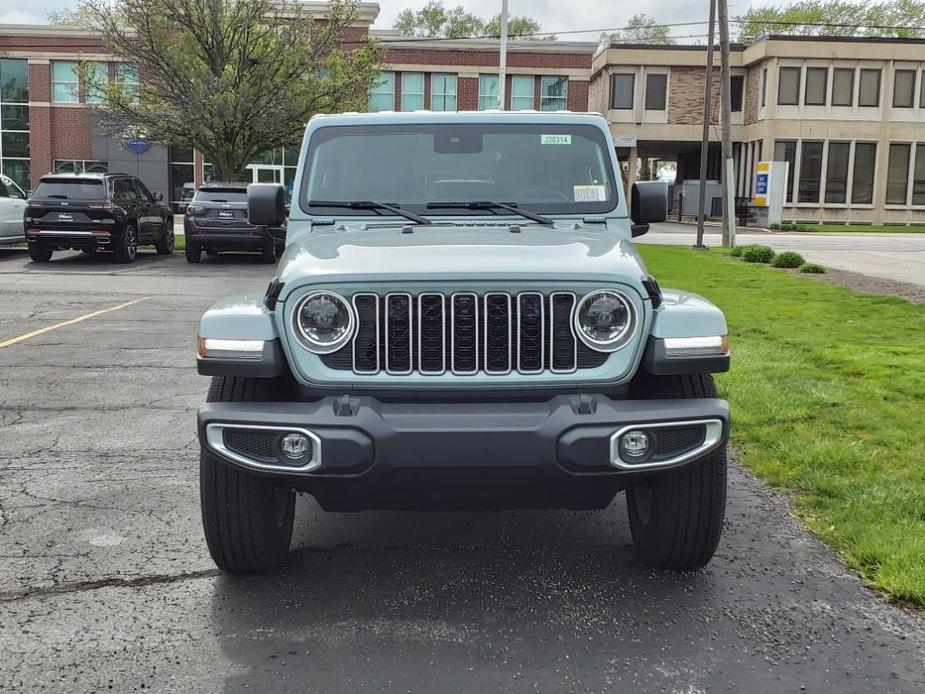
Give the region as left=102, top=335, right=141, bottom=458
left=2, top=246, right=925, bottom=693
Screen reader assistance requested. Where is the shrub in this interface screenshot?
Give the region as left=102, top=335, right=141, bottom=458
left=799, top=263, right=826, bottom=274
left=729, top=245, right=746, bottom=257
left=772, top=251, right=805, bottom=268
left=740, top=245, right=775, bottom=263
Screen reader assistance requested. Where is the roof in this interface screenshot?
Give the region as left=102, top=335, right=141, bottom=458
left=199, top=181, right=249, bottom=189
left=40, top=172, right=122, bottom=179
left=308, top=110, right=608, bottom=127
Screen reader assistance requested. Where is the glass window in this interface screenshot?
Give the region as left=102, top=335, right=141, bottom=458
left=921, top=71, right=925, bottom=109
left=859, top=69, right=881, bottom=107
left=511, top=75, right=534, bottom=111
left=195, top=186, right=248, bottom=203
left=32, top=177, right=105, bottom=200
left=773, top=140, right=797, bottom=203
left=778, top=67, right=801, bottom=105
left=824, top=142, right=850, bottom=204
left=1, top=131, right=28, bottom=158
left=798, top=141, right=824, bottom=203
left=886, top=143, right=911, bottom=205
left=52, top=61, right=79, bottom=103
left=0, top=159, right=29, bottom=192
left=611, top=74, right=634, bottom=109
left=115, top=64, right=139, bottom=99
left=430, top=73, right=457, bottom=111
left=302, top=123, right=619, bottom=216
left=54, top=160, right=107, bottom=174
left=893, top=69, right=915, bottom=108
left=0, top=59, right=29, bottom=103
left=540, top=76, right=568, bottom=111
left=644, top=73, right=667, bottom=110
left=368, top=72, right=394, bottom=112
left=832, top=68, right=854, bottom=106
left=730, top=75, right=744, bottom=112
left=804, top=68, right=827, bottom=106
left=761, top=67, right=767, bottom=107
left=913, top=145, right=925, bottom=206
left=851, top=143, right=876, bottom=204
left=2, top=105, right=29, bottom=131
left=478, top=75, right=499, bottom=110
left=400, top=73, right=424, bottom=111
left=85, top=62, right=109, bottom=104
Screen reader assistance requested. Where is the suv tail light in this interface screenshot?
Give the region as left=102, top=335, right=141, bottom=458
left=87, top=203, right=115, bottom=210
left=186, top=204, right=205, bottom=216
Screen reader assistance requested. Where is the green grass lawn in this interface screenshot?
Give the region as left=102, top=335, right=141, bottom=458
left=639, top=246, right=925, bottom=607
left=173, top=233, right=186, bottom=251
left=780, top=223, right=925, bottom=233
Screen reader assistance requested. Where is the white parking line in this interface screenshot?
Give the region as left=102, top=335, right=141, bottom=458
left=0, top=297, right=151, bottom=349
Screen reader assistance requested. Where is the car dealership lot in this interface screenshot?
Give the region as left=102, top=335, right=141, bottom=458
left=1, top=248, right=925, bottom=693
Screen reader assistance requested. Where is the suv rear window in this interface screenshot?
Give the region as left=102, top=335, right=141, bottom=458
left=195, top=188, right=248, bottom=203
left=33, top=179, right=105, bottom=201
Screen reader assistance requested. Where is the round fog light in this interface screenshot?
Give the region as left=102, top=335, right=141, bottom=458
left=621, top=430, right=650, bottom=459
left=280, top=432, right=312, bottom=462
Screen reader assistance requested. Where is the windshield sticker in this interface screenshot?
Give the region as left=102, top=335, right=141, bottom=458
left=540, top=134, right=571, bottom=145
left=573, top=185, right=607, bottom=202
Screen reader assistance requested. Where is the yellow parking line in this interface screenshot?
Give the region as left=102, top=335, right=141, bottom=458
left=0, top=297, right=151, bottom=349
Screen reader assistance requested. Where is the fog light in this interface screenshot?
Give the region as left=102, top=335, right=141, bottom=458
left=621, top=430, right=650, bottom=459
left=280, top=432, right=312, bottom=462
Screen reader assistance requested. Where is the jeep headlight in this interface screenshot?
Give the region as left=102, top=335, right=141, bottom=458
left=574, top=289, right=635, bottom=352
left=294, top=291, right=355, bottom=353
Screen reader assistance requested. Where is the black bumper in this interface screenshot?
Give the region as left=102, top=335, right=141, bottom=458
left=198, top=395, right=729, bottom=511
left=27, top=231, right=110, bottom=250
left=185, top=222, right=272, bottom=251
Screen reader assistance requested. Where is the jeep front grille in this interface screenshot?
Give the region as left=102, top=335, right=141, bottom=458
left=320, top=291, right=609, bottom=375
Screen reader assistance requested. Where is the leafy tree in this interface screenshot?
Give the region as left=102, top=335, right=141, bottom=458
left=737, top=1, right=925, bottom=42
left=78, top=0, right=382, bottom=182
left=603, top=13, right=675, bottom=45
left=394, top=0, right=547, bottom=39
left=47, top=7, right=96, bottom=25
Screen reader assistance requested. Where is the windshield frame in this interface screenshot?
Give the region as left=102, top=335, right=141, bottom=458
left=299, top=122, right=621, bottom=219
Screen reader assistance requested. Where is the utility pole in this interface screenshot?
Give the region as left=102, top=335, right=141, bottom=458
left=695, top=0, right=717, bottom=248
left=497, top=0, right=509, bottom=110
left=718, top=0, right=736, bottom=247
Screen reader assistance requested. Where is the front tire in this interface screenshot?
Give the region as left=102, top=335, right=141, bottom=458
left=28, top=244, right=52, bottom=262
left=200, top=376, right=295, bottom=573
left=626, top=374, right=727, bottom=570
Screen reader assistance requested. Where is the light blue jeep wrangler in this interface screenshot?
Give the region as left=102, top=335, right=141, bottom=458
left=196, top=111, right=730, bottom=574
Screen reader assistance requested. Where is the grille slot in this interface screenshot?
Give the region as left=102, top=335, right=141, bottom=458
left=322, top=290, right=620, bottom=376
left=224, top=429, right=277, bottom=463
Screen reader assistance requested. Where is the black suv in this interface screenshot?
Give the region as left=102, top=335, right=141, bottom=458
left=183, top=182, right=282, bottom=264
left=25, top=172, right=173, bottom=263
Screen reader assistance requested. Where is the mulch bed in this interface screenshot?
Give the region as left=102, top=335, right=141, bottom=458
left=792, top=267, right=925, bottom=304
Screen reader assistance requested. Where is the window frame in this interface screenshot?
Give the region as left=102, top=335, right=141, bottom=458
left=797, top=140, right=824, bottom=204
left=851, top=142, right=877, bottom=205
left=804, top=67, right=828, bottom=106
left=823, top=141, right=851, bottom=204
left=831, top=68, right=855, bottom=107
left=892, top=69, right=916, bottom=108
left=540, top=75, right=568, bottom=111
left=777, top=66, right=801, bottom=106
left=368, top=72, right=395, bottom=112
left=912, top=144, right=925, bottom=206
left=610, top=73, right=634, bottom=110
left=52, top=61, right=80, bottom=103
left=400, top=72, right=425, bottom=112
left=478, top=74, right=500, bottom=111
left=430, top=73, right=457, bottom=111
left=510, top=75, right=535, bottom=111
left=858, top=68, right=881, bottom=107
left=773, top=139, right=798, bottom=204
left=886, top=142, right=912, bottom=206
left=644, top=73, right=667, bottom=111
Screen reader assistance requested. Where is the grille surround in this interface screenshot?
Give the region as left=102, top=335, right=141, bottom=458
left=318, top=289, right=633, bottom=377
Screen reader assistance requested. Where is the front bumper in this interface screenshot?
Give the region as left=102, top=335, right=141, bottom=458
left=184, top=220, right=271, bottom=250
left=198, top=394, right=729, bottom=511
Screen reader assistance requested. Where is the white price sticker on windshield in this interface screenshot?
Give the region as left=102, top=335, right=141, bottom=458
left=574, top=185, right=607, bottom=202
left=541, top=134, right=571, bottom=145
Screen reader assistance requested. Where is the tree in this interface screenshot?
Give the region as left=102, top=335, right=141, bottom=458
left=78, top=0, right=382, bottom=182
left=47, top=7, right=96, bottom=25
left=394, top=0, right=547, bottom=39
left=603, top=13, right=674, bottom=45
left=737, top=1, right=925, bottom=42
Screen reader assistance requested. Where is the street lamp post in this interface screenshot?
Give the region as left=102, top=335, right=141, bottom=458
left=498, top=0, right=509, bottom=110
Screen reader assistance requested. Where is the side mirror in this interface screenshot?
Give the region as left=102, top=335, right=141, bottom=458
left=154, top=192, right=164, bottom=201
left=630, top=181, right=668, bottom=237
left=248, top=183, right=287, bottom=227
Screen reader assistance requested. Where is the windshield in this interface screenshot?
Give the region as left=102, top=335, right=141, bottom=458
left=302, top=123, right=618, bottom=217
left=195, top=188, right=248, bottom=203
left=32, top=179, right=105, bottom=201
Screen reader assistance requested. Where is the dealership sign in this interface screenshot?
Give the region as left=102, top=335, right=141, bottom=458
left=125, top=137, right=151, bottom=154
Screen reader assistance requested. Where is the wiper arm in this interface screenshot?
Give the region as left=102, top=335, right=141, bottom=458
left=309, top=200, right=432, bottom=225
left=426, top=201, right=554, bottom=226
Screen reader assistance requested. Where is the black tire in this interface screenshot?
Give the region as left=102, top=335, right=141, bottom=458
left=200, top=376, right=296, bottom=573
left=261, top=242, right=276, bottom=264
left=155, top=219, right=175, bottom=255
left=113, top=224, right=138, bottom=263
left=185, top=242, right=201, bottom=263
left=626, top=373, right=727, bottom=570
left=28, top=244, right=52, bottom=262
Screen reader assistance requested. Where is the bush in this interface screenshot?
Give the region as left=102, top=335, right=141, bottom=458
left=729, top=245, right=746, bottom=257
left=799, top=263, right=826, bottom=274
left=772, top=251, right=805, bottom=268
left=740, top=245, right=775, bottom=263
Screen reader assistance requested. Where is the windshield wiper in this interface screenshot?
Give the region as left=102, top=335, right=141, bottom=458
left=426, top=201, right=554, bottom=226
left=309, top=200, right=432, bottom=225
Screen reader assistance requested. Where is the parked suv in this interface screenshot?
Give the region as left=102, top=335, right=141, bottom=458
left=183, top=182, right=282, bottom=263
left=0, top=173, right=27, bottom=247
left=195, top=112, right=731, bottom=575
left=25, top=172, right=173, bottom=263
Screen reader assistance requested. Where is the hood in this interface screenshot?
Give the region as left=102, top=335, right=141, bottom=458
left=276, top=224, right=647, bottom=294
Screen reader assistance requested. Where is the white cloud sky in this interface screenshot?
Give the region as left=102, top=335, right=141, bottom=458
left=1, top=0, right=760, bottom=42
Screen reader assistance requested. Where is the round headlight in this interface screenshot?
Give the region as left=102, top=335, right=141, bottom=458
left=574, top=289, right=634, bottom=352
left=294, top=291, right=355, bottom=353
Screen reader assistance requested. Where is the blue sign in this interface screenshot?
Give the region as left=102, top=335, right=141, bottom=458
left=125, top=138, right=151, bottom=154
left=755, top=172, right=769, bottom=195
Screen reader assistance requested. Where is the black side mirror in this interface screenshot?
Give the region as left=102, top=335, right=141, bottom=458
left=248, top=183, right=287, bottom=227
left=154, top=192, right=163, bottom=201
left=630, top=182, right=668, bottom=237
